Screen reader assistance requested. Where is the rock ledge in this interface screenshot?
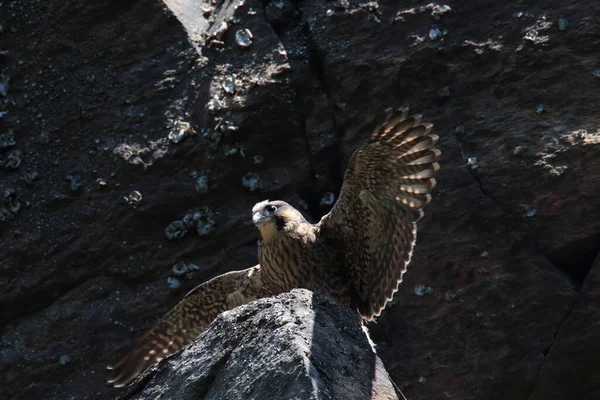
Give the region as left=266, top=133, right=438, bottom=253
left=118, top=289, right=398, bottom=400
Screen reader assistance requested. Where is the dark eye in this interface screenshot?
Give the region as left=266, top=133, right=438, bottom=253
left=266, top=205, right=278, bottom=213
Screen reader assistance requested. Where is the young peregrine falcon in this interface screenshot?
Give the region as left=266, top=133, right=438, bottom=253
left=107, top=108, right=441, bottom=387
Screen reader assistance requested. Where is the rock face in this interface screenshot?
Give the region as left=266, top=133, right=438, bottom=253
left=117, top=289, right=398, bottom=400
left=1, top=0, right=599, bottom=399
left=528, top=252, right=600, bottom=400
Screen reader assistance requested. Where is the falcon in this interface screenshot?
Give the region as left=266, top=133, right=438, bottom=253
left=107, top=107, right=440, bottom=387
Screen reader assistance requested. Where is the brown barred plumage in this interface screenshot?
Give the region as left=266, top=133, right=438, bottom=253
left=106, top=266, right=265, bottom=387
left=107, top=108, right=440, bottom=387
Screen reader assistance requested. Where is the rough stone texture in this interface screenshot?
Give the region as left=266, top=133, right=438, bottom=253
left=117, top=289, right=398, bottom=400
left=528, top=252, right=600, bottom=400
left=1, top=0, right=599, bottom=399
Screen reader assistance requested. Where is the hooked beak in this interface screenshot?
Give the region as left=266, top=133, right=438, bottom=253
left=252, top=211, right=266, bottom=225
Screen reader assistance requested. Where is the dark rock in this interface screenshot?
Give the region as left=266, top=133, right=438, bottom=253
left=117, top=289, right=398, bottom=400
left=529, top=253, right=600, bottom=400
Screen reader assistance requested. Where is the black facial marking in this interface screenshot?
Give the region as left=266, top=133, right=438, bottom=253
left=274, top=215, right=286, bottom=231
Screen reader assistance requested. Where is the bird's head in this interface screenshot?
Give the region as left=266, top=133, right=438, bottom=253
left=251, top=200, right=311, bottom=241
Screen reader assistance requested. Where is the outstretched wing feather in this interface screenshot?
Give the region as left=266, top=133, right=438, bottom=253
left=106, top=265, right=263, bottom=387
left=318, top=108, right=440, bottom=320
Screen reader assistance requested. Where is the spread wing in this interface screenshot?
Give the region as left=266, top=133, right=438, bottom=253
left=107, top=265, right=264, bottom=387
left=317, top=108, right=440, bottom=320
